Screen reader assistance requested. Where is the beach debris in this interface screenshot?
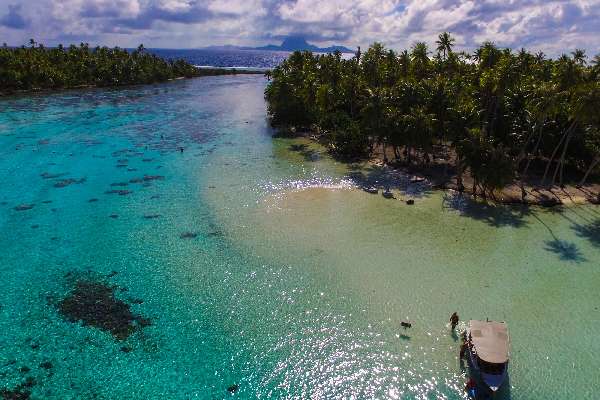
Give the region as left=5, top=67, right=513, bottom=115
left=179, top=232, right=198, bottom=239
left=14, top=204, right=34, bottom=211
left=57, top=279, right=151, bottom=340
left=406, top=199, right=415, bottom=205
left=227, top=384, right=239, bottom=394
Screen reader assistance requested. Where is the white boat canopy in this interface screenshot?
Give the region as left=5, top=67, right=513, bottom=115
left=469, top=320, right=510, bottom=364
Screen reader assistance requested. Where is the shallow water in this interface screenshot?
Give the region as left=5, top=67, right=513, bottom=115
left=0, top=76, right=599, bottom=399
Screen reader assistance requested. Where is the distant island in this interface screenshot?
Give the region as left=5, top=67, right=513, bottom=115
left=0, top=41, right=262, bottom=95
left=205, top=36, right=354, bottom=54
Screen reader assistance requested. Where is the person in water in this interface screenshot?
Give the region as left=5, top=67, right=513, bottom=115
left=450, top=312, right=459, bottom=330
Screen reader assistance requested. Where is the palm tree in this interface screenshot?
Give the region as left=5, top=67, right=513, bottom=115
left=571, top=49, right=587, bottom=65
left=436, top=32, right=455, bottom=60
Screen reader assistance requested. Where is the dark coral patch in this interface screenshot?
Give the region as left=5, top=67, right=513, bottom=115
left=58, top=280, right=150, bottom=340
left=54, top=178, right=85, bottom=188
left=1, top=386, right=31, bottom=399
left=110, top=182, right=129, bottom=187
left=14, top=204, right=34, bottom=211
left=39, top=362, right=52, bottom=370
left=227, top=384, right=239, bottom=393
left=129, top=178, right=144, bottom=184
left=180, top=232, right=198, bottom=239
left=105, top=190, right=132, bottom=196
left=40, top=172, right=66, bottom=179
left=143, top=175, right=164, bottom=182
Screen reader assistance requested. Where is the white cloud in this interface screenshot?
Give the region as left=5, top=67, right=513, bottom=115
left=0, top=0, right=598, bottom=56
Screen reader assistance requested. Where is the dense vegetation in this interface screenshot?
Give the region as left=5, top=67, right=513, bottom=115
left=0, top=40, right=249, bottom=93
left=265, top=33, right=600, bottom=198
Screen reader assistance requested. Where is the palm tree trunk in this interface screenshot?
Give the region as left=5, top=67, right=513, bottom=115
left=553, top=125, right=576, bottom=186
left=579, top=156, right=600, bottom=186
left=542, top=120, right=575, bottom=185
left=522, top=124, right=544, bottom=178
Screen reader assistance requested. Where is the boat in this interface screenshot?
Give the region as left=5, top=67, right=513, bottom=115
left=362, top=186, right=378, bottom=194
left=382, top=190, right=394, bottom=198
left=466, top=320, right=510, bottom=392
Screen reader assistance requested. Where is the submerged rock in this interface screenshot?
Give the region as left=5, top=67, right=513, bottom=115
left=109, top=214, right=119, bottom=219
left=57, top=280, right=150, bottom=340
left=406, top=199, right=415, bottom=205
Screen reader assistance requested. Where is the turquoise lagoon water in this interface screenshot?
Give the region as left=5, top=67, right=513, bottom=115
left=0, top=75, right=599, bottom=399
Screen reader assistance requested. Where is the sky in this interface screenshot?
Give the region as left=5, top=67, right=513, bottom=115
left=1, top=0, right=599, bottom=56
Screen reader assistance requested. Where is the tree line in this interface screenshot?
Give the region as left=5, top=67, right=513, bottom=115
left=265, top=33, right=600, bottom=199
left=0, top=40, right=243, bottom=94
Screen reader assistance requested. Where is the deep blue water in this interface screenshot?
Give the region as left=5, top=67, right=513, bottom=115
left=149, top=49, right=292, bottom=69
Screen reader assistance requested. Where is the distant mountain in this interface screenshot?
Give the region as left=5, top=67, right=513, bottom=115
left=203, top=36, right=353, bottom=54
left=256, top=36, right=353, bottom=53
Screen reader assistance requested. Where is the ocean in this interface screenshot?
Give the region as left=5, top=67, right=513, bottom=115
left=0, top=74, right=599, bottom=399
left=149, top=49, right=295, bottom=69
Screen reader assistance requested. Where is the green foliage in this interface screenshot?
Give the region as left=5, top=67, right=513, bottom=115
left=0, top=41, right=206, bottom=93
left=265, top=33, right=600, bottom=191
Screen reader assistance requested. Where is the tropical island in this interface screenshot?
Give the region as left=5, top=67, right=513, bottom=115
left=265, top=33, right=600, bottom=205
left=0, top=40, right=261, bottom=95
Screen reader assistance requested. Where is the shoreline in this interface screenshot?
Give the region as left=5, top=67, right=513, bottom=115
left=0, top=68, right=264, bottom=98
left=296, top=132, right=600, bottom=207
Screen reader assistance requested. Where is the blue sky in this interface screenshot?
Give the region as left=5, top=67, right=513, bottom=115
left=1, top=0, right=599, bottom=56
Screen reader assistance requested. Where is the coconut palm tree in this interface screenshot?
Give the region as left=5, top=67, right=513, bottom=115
left=436, top=32, right=455, bottom=60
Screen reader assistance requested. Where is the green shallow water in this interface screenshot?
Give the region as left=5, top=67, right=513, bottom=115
left=0, top=75, right=599, bottom=399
